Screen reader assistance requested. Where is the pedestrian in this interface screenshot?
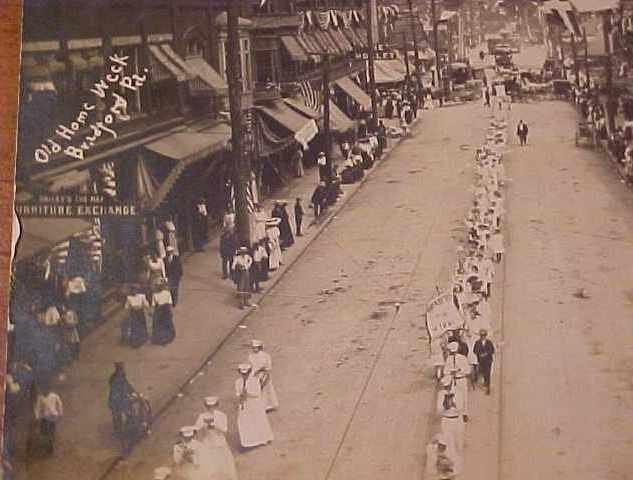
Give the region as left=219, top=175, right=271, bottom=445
left=377, top=120, right=387, bottom=154
left=108, top=362, right=134, bottom=438
left=220, top=229, right=236, bottom=280
left=311, top=181, right=327, bottom=219
left=223, top=207, right=236, bottom=232
left=317, top=151, right=329, bottom=182
left=250, top=245, right=263, bottom=293
left=473, top=329, right=495, bottom=394
left=193, top=398, right=238, bottom=480
left=444, top=342, right=470, bottom=422
left=164, top=246, right=183, bottom=307
left=265, top=218, right=282, bottom=271
left=292, top=146, right=304, bottom=178
left=144, top=250, right=166, bottom=289
left=33, top=386, right=63, bottom=454
left=484, top=87, right=491, bottom=107
left=58, top=304, right=80, bottom=362
left=294, top=197, right=304, bottom=237
left=272, top=201, right=294, bottom=249
left=192, top=197, right=209, bottom=251
left=232, top=247, right=253, bottom=309
left=248, top=340, right=279, bottom=412
left=150, top=280, right=176, bottom=346
left=163, top=217, right=179, bottom=256
left=235, top=364, right=274, bottom=449
left=123, top=284, right=149, bottom=348
left=516, top=119, right=529, bottom=146
left=253, top=203, right=267, bottom=243
left=385, top=97, right=394, bottom=119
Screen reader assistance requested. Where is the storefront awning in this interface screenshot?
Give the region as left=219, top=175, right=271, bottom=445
left=144, top=123, right=232, bottom=211
left=280, top=36, right=309, bottom=62
left=327, top=100, right=355, bottom=134
left=283, top=97, right=321, bottom=120
left=256, top=101, right=319, bottom=148
left=335, top=77, right=371, bottom=110
left=569, top=0, right=618, bottom=12
left=185, top=56, right=228, bottom=94
left=374, top=59, right=405, bottom=84
left=16, top=218, right=92, bottom=262
left=149, top=44, right=188, bottom=81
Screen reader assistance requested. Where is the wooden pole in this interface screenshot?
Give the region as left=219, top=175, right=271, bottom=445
left=366, top=0, right=379, bottom=130
left=407, top=0, right=421, bottom=87
left=226, top=0, right=251, bottom=247
left=602, top=11, right=615, bottom=133
left=571, top=33, right=580, bottom=87
left=432, top=0, right=442, bottom=92
left=402, top=31, right=411, bottom=85
left=583, top=27, right=590, bottom=87
left=323, top=54, right=332, bottom=178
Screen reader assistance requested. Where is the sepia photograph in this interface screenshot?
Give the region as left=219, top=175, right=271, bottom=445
left=2, top=0, right=633, bottom=479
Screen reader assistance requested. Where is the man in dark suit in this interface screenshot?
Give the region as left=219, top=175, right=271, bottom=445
left=516, top=120, right=529, bottom=146
left=164, top=246, right=183, bottom=306
left=473, top=329, right=495, bottom=395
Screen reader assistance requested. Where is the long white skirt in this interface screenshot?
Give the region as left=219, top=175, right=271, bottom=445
left=238, top=396, right=274, bottom=448
left=198, top=430, right=238, bottom=480
left=261, top=377, right=279, bottom=412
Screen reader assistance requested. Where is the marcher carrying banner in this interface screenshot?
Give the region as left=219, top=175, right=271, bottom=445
left=425, top=291, right=465, bottom=340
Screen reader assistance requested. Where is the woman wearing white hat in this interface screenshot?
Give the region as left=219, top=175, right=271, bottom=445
left=193, top=397, right=238, bottom=480
left=235, top=364, right=273, bottom=448
left=248, top=340, right=279, bottom=412
left=265, top=218, right=282, bottom=271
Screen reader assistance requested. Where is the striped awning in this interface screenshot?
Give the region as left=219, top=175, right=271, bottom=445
left=281, top=36, right=309, bottom=62
left=185, top=56, right=228, bottom=94
left=16, top=218, right=92, bottom=262
left=256, top=100, right=319, bottom=149
left=327, top=101, right=355, bottom=134
left=149, top=44, right=188, bottom=81
left=335, top=76, right=371, bottom=109
left=374, top=59, right=406, bottom=84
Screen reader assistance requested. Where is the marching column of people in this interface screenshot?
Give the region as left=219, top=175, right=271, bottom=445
left=150, top=339, right=278, bottom=480
left=426, top=118, right=507, bottom=479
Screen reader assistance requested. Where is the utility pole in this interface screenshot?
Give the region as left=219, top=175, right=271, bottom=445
left=402, top=31, right=411, bottom=87
left=366, top=0, right=379, bottom=130
left=602, top=11, right=615, bottom=133
left=431, top=0, right=442, bottom=92
left=407, top=0, right=421, bottom=89
left=571, top=33, right=580, bottom=87
left=226, top=0, right=251, bottom=247
left=323, top=54, right=332, bottom=178
left=583, top=27, right=590, bottom=87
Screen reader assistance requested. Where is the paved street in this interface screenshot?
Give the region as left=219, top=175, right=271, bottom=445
left=100, top=103, right=489, bottom=480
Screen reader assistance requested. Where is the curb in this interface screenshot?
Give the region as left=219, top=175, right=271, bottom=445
left=98, top=114, right=419, bottom=479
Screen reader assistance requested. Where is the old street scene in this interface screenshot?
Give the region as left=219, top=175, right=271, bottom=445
left=6, top=1, right=633, bottom=480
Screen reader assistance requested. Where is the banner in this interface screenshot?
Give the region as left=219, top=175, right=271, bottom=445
left=425, top=291, right=464, bottom=339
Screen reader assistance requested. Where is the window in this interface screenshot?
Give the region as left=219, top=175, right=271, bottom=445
left=219, top=35, right=252, bottom=91
left=186, top=38, right=204, bottom=59
left=255, top=50, right=274, bottom=84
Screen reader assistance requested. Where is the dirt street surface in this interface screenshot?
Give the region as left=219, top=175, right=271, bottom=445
left=105, top=104, right=489, bottom=480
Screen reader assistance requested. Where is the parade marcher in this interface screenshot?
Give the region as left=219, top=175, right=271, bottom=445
left=192, top=198, right=209, bottom=251
left=292, top=146, right=304, bottom=178
left=194, top=397, right=238, bottom=480
left=173, top=426, right=203, bottom=474
left=311, top=181, right=328, bottom=219
left=108, top=362, right=134, bottom=438
left=124, top=284, right=149, bottom=348
left=294, top=197, right=304, bottom=237
left=265, top=218, right=282, bottom=271
left=440, top=393, right=466, bottom=461
left=33, top=386, right=63, bottom=454
left=248, top=340, right=279, bottom=412
left=164, top=246, right=183, bottom=307
left=220, top=229, right=237, bottom=280
left=516, top=120, right=529, bottom=146
left=150, top=281, right=176, bottom=346
left=235, top=364, right=274, bottom=449
left=436, top=375, right=455, bottom=414
left=447, top=330, right=469, bottom=357
left=444, top=342, right=470, bottom=421
left=489, top=229, right=504, bottom=263
left=232, top=247, right=253, bottom=309
left=425, top=433, right=459, bottom=480
left=473, top=329, right=495, bottom=394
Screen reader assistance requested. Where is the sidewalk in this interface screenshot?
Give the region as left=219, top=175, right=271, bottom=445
left=12, top=115, right=420, bottom=480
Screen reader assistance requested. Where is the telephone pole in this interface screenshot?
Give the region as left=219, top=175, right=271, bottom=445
left=431, top=0, right=442, bottom=92
left=366, top=0, right=379, bottom=129
left=226, top=0, right=251, bottom=247
left=407, top=0, right=421, bottom=89
left=323, top=54, right=332, bottom=178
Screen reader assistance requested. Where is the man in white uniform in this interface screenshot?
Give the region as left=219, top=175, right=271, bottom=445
left=444, top=342, right=471, bottom=422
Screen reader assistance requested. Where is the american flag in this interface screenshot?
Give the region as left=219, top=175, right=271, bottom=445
left=299, top=80, right=322, bottom=111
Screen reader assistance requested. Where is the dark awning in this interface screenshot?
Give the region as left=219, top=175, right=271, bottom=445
left=16, top=218, right=92, bottom=262
left=256, top=101, right=318, bottom=148
left=328, top=101, right=355, bottom=134
left=144, top=123, right=232, bottom=210
left=280, top=36, right=309, bottom=62
left=335, top=77, right=371, bottom=110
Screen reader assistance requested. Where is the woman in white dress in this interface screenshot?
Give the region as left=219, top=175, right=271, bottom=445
left=266, top=219, right=282, bottom=271
left=248, top=340, right=279, bottom=412
left=253, top=204, right=267, bottom=243
left=235, top=364, right=273, bottom=449
left=193, top=397, right=238, bottom=480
